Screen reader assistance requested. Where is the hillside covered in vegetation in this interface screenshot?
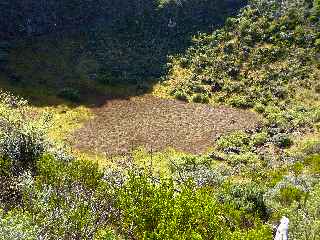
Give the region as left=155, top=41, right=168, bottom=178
left=0, top=0, right=320, bottom=239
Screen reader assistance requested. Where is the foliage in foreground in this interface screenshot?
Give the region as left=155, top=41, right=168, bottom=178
left=0, top=91, right=319, bottom=239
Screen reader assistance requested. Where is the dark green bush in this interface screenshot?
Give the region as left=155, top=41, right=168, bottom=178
left=278, top=185, right=306, bottom=206
left=173, top=89, right=189, bottom=102
left=58, top=87, right=81, bottom=102
left=96, top=72, right=114, bottom=85
left=272, top=133, right=293, bottom=148
left=218, top=182, right=269, bottom=220
left=228, top=96, right=253, bottom=108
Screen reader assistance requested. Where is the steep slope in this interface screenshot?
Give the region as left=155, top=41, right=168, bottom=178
left=158, top=0, right=320, bottom=132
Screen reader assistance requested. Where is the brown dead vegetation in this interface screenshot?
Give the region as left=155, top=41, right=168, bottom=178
left=71, top=95, right=260, bottom=155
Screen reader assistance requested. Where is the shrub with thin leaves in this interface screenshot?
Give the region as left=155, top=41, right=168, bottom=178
left=0, top=92, right=50, bottom=174
left=0, top=209, right=38, bottom=240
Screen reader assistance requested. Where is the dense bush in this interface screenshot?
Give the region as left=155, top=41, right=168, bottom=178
left=264, top=175, right=318, bottom=211
left=0, top=92, right=318, bottom=239
left=191, top=93, right=210, bottom=104
left=58, top=87, right=81, bottom=102
left=117, top=173, right=272, bottom=239
left=0, top=209, right=38, bottom=240
left=304, top=154, right=320, bottom=174
left=161, top=0, right=319, bottom=134
left=0, top=152, right=274, bottom=239
left=217, top=131, right=250, bottom=152
left=0, top=92, right=49, bottom=173
left=218, top=182, right=269, bottom=220
left=264, top=180, right=320, bottom=239
left=169, top=155, right=228, bottom=187
left=272, top=133, right=293, bottom=148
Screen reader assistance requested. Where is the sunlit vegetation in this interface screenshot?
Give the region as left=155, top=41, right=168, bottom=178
left=0, top=0, right=320, bottom=239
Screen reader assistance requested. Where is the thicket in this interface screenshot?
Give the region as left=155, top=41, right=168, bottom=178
left=0, top=91, right=276, bottom=239
left=0, top=91, right=319, bottom=239
left=162, top=0, right=320, bottom=154
left=155, top=0, right=320, bottom=238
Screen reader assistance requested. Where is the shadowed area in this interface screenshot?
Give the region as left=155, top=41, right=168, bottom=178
left=0, top=1, right=246, bottom=108
left=71, top=95, right=260, bottom=155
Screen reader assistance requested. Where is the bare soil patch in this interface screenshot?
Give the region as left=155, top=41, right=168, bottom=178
left=71, top=95, right=260, bottom=155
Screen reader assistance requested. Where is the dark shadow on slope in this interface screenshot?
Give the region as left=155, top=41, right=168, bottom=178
left=0, top=0, right=247, bottom=107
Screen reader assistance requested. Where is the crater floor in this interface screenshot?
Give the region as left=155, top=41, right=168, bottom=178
left=71, top=95, right=260, bottom=155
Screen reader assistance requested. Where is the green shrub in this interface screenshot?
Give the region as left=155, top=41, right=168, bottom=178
left=217, top=131, right=250, bottom=152
left=58, top=87, right=81, bottom=102
left=0, top=157, right=12, bottom=176
left=267, top=182, right=320, bottom=240
left=0, top=209, right=38, bottom=240
left=313, top=109, right=320, bottom=123
left=218, top=182, right=269, bottom=219
left=263, top=106, right=287, bottom=127
left=304, top=154, right=320, bottom=174
left=173, top=89, right=189, bottom=102
left=1, top=150, right=274, bottom=239
left=191, top=93, right=209, bottom=104
left=37, top=154, right=103, bottom=189
left=95, top=228, right=117, bottom=240
left=227, top=152, right=260, bottom=166
left=0, top=92, right=49, bottom=173
left=19, top=161, right=113, bottom=240
left=264, top=168, right=288, bottom=188
left=170, top=155, right=226, bottom=187
left=254, top=103, right=266, bottom=113
left=116, top=172, right=271, bottom=239
left=283, top=183, right=320, bottom=240
left=315, top=38, right=320, bottom=51
left=251, top=132, right=269, bottom=146
left=264, top=175, right=317, bottom=212
left=290, top=162, right=304, bottom=176
left=314, top=0, right=320, bottom=15
left=272, top=133, right=293, bottom=148
left=228, top=95, right=253, bottom=108
left=278, top=185, right=306, bottom=206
